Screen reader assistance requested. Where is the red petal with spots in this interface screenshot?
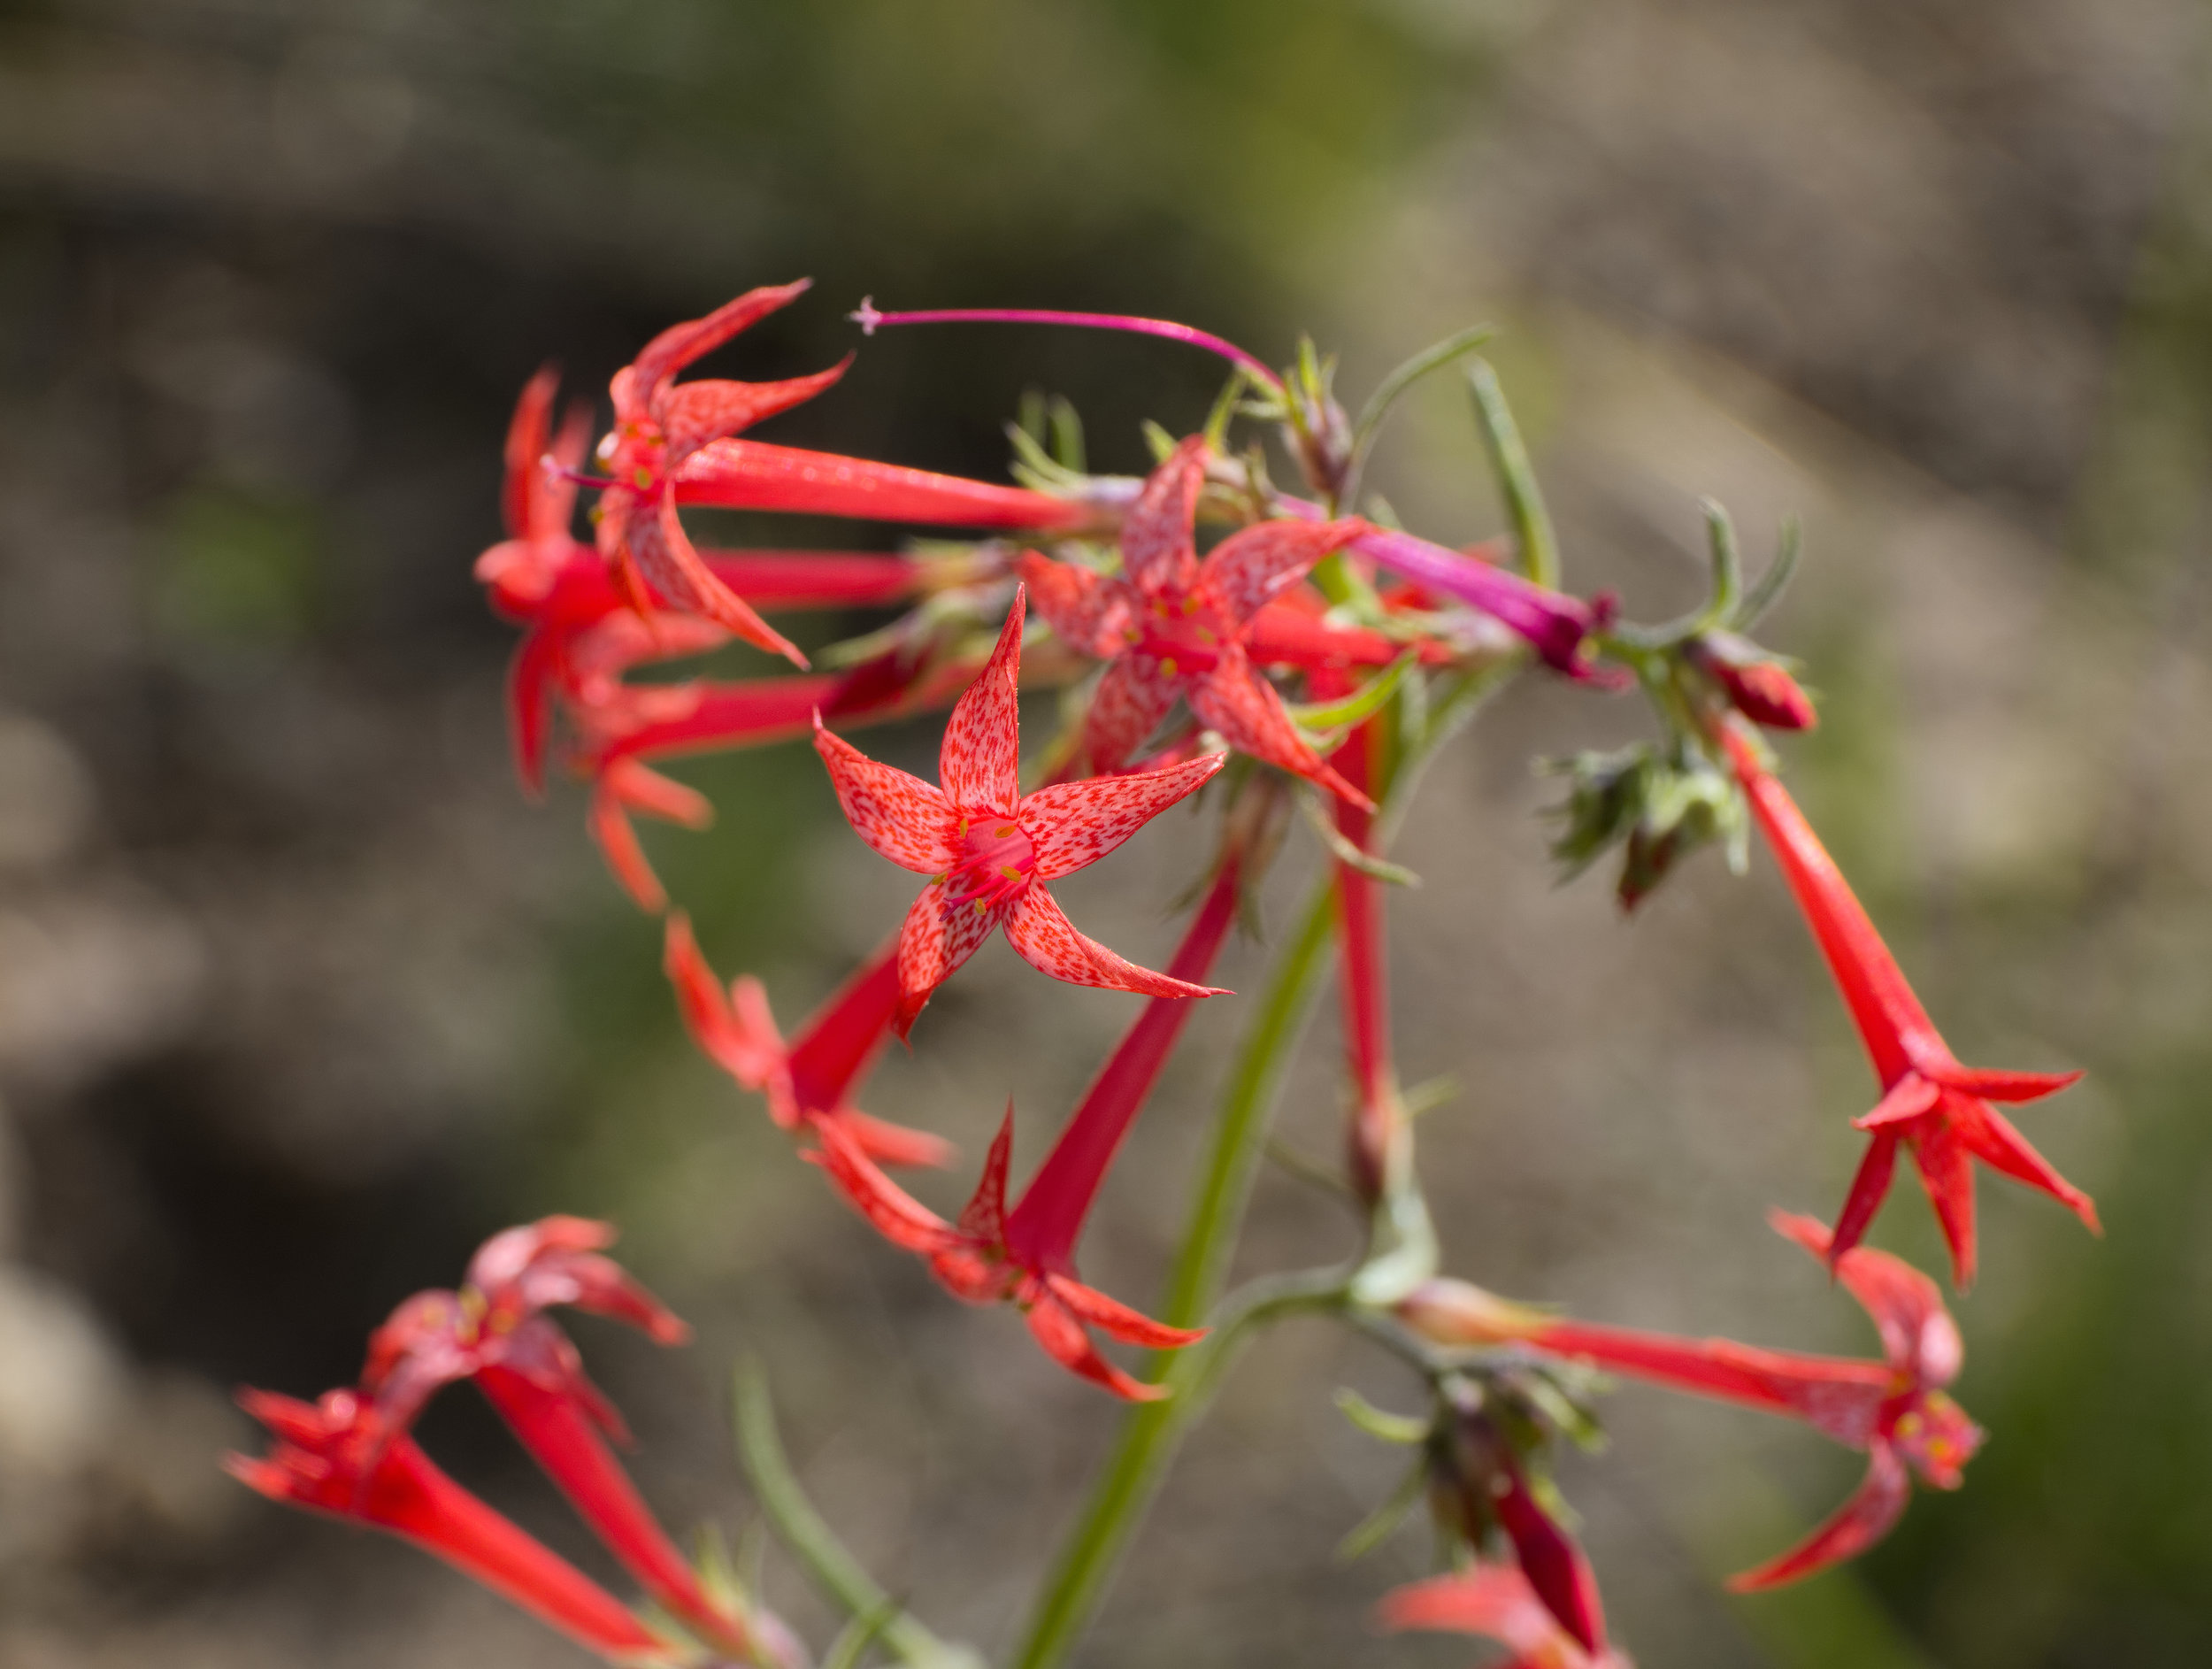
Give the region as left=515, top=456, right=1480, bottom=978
left=656, top=361, right=849, bottom=467
left=1016, top=550, right=1132, bottom=656
left=806, top=1122, right=965, bottom=1256
left=1001, top=885, right=1226, bottom=1001
left=956, top=1103, right=1016, bottom=1243
left=1120, top=436, right=1209, bottom=595
left=1022, top=753, right=1224, bottom=881
left=1081, top=655, right=1180, bottom=772
left=1187, top=651, right=1373, bottom=810
left=1023, top=1294, right=1167, bottom=1402
left=1200, top=516, right=1367, bottom=624
left=939, top=588, right=1026, bottom=814
left=638, top=493, right=809, bottom=666
left=630, top=280, right=814, bottom=396
left=1727, top=1442, right=1913, bottom=1592
left=812, top=722, right=960, bottom=873
left=894, top=878, right=1010, bottom=1036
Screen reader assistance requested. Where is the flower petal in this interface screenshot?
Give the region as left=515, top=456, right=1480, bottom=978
left=629, top=280, right=813, bottom=396
left=1186, top=650, right=1374, bottom=810
left=1377, top=1566, right=1568, bottom=1666
left=1022, top=753, right=1225, bottom=881
left=812, top=723, right=960, bottom=873
left=940, top=588, right=1025, bottom=814
left=1041, top=1273, right=1205, bottom=1348
left=1852, top=1073, right=1941, bottom=1130
left=506, top=629, right=558, bottom=799
left=1911, top=1115, right=1980, bottom=1289
left=656, top=362, right=849, bottom=468
left=894, top=878, right=1009, bottom=1036
left=1770, top=1211, right=1961, bottom=1386
left=1081, top=655, right=1181, bottom=772
left=502, top=366, right=558, bottom=541
left=1016, top=550, right=1132, bottom=657
left=663, top=914, right=786, bottom=1092
left=638, top=494, right=809, bottom=666
left=957, top=1101, right=1017, bottom=1244
left=1951, top=1095, right=2101, bottom=1234
left=1121, top=435, right=1208, bottom=595
left=1829, top=1127, right=1901, bottom=1267
left=1001, top=884, right=1228, bottom=1001
left=1200, top=516, right=1367, bottom=623
left=818, top=1108, right=955, bottom=1169
left=1725, top=1442, right=1913, bottom=1591
left=1919, top=1060, right=2085, bottom=1104
left=805, top=1120, right=964, bottom=1256
left=1022, top=1292, right=1169, bottom=1401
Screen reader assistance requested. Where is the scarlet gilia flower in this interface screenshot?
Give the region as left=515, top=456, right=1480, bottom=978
left=807, top=843, right=1248, bottom=1397
left=361, top=1219, right=799, bottom=1668
left=1379, top=1565, right=1633, bottom=1669
left=595, top=280, right=850, bottom=665
left=664, top=916, right=951, bottom=1167
left=228, top=1388, right=670, bottom=1665
left=1018, top=435, right=1374, bottom=804
left=1398, top=1211, right=1983, bottom=1590
left=1687, top=631, right=1816, bottom=731
left=815, top=586, right=1228, bottom=1035
left=1720, top=725, right=2095, bottom=1284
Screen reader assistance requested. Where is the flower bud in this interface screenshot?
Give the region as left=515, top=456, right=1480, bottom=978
left=1687, top=631, right=1816, bottom=730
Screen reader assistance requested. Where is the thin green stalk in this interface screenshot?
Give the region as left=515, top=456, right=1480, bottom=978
left=1010, top=658, right=1520, bottom=1669
left=1007, top=1265, right=1348, bottom=1669
left=732, top=1361, right=981, bottom=1669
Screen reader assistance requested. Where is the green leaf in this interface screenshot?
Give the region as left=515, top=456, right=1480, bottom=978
left=1299, top=788, right=1422, bottom=888
left=1335, top=1387, right=1432, bottom=1446
left=1286, top=648, right=1421, bottom=730
left=1346, top=323, right=1496, bottom=491
left=1734, top=513, right=1803, bottom=628
left=1466, top=360, right=1561, bottom=589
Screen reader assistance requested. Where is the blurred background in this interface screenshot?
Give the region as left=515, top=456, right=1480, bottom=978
left=1, top=1, right=2208, bottom=1665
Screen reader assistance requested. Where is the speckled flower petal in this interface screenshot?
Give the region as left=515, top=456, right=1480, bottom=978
left=939, top=589, right=1026, bottom=814
left=1023, top=754, right=1224, bottom=881
left=1001, top=885, right=1225, bottom=1001
left=813, top=722, right=961, bottom=873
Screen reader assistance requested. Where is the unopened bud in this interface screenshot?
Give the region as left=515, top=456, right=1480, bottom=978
left=1396, top=1278, right=1550, bottom=1347
left=1687, top=632, right=1816, bottom=730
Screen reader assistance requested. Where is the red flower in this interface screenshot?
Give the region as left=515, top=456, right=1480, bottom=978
left=808, top=846, right=1248, bottom=1397
left=359, top=1219, right=795, bottom=1667
left=1688, top=632, right=1816, bottom=731
left=1720, top=725, right=2096, bottom=1283
left=594, top=281, right=849, bottom=665
left=1399, top=1211, right=1984, bottom=1590
left=814, top=586, right=1228, bottom=1035
left=1379, top=1565, right=1632, bottom=1669
left=664, top=916, right=952, bottom=1168
left=1017, top=435, right=1373, bottom=804
left=228, top=1387, right=669, bottom=1665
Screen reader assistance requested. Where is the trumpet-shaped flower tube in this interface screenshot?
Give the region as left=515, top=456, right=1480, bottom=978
left=814, top=586, right=1228, bottom=1034
left=228, top=1387, right=669, bottom=1665
left=1399, top=1211, right=1983, bottom=1589
left=1720, top=725, right=2095, bottom=1283
left=809, top=848, right=1248, bottom=1396
left=1018, top=436, right=1373, bottom=804
left=664, top=918, right=951, bottom=1167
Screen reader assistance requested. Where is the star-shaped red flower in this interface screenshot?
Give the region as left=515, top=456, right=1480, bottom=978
left=814, top=586, right=1228, bottom=1035
left=1017, top=435, right=1372, bottom=805
left=1721, top=725, right=2096, bottom=1285
left=595, top=280, right=849, bottom=665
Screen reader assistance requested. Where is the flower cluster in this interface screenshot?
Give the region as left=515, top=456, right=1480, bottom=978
left=230, top=284, right=2102, bottom=1668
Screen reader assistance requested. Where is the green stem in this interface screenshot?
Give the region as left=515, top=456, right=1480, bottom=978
left=732, top=1361, right=981, bottom=1669
left=1007, top=1265, right=1348, bottom=1669
left=1010, top=658, right=1520, bottom=1669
